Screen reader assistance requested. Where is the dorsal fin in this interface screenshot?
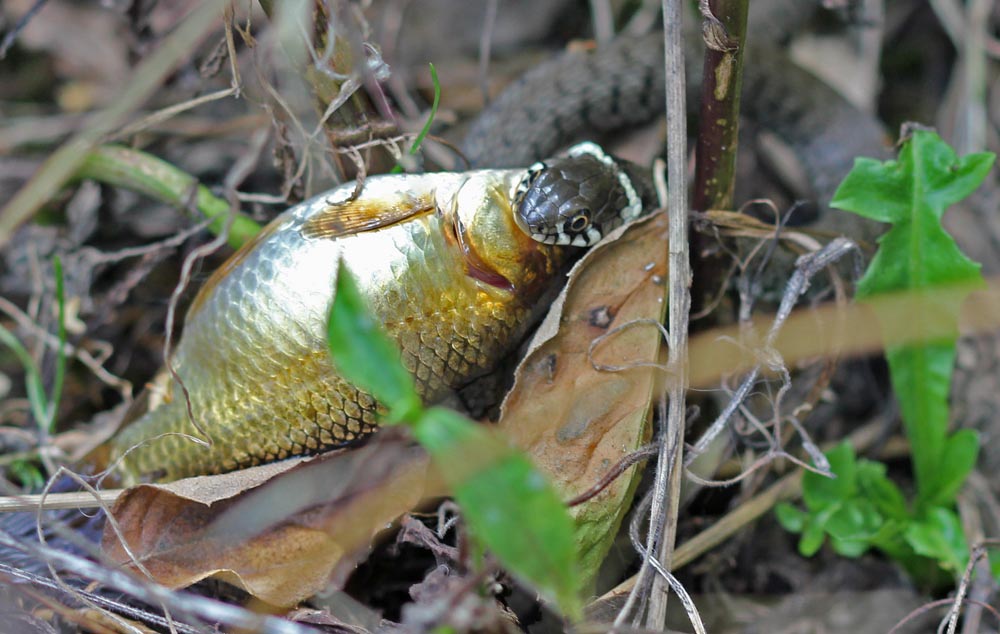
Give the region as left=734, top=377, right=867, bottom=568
left=300, top=192, right=435, bottom=239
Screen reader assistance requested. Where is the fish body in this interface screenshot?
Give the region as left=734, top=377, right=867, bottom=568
left=109, top=169, right=570, bottom=483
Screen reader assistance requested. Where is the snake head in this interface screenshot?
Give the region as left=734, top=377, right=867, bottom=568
left=512, top=142, right=643, bottom=247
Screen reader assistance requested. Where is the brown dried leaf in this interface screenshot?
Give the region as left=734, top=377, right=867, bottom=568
left=499, top=212, right=669, bottom=587
left=102, top=435, right=430, bottom=607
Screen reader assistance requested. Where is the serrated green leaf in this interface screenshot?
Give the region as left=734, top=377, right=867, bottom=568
left=884, top=342, right=955, bottom=497
left=904, top=506, right=968, bottom=575
left=413, top=407, right=582, bottom=619
left=831, top=130, right=992, bottom=502
left=775, top=503, right=806, bottom=533
left=327, top=260, right=422, bottom=422
left=802, top=442, right=856, bottom=509
left=832, top=130, right=994, bottom=233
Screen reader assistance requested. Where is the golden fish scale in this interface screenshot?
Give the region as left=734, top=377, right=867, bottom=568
left=109, top=172, right=557, bottom=483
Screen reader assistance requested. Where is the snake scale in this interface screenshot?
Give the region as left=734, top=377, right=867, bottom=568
left=462, top=1, right=889, bottom=224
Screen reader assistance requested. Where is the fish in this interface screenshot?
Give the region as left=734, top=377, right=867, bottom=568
left=103, top=143, right=652, bottom=484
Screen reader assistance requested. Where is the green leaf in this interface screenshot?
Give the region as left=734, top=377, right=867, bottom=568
left=325, top=266, right=580, bottom=616
left=831, top=130, right=992, bottom=502
left=924, top=429, right=979, bottom=508
left=9, top=459, right=45, bottom=491
left=327, top=260, right=422, bottom=422
left=798, top=504, right=839, bottom=556
left=856, top=459, right=909, bottom=520
left=802, top=442, right=856, bottom=509
left=884, top=341, right=956, bottom=500
left=904, top=506, right=968, bottom=576
left=826, top=499, right=882, bottom=543
left=0, top=323, right=48, bottom=427
left=413, top=407, right=582, bottom=619
left=831, top=535, right=872, bottom=558
left=775, top=503, right=806, bottom=533
left=867, top=519, right=910, bottom=559
left=832, top=130, right=994, bottom=237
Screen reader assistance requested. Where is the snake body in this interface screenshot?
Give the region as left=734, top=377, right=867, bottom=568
left=462, top=10, right=890, bottom=227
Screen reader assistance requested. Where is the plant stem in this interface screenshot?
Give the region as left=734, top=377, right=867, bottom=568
left=640, top=0, right=692, bottom=629
left=262, top=1, right=398, bottom=175
left=690, top=0, right=750, bottom=315
left=693, top=0, right=749, bottom=211
left=75, top=145, right=261, bottom=249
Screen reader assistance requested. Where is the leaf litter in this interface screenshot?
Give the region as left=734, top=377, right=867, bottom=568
left=3, top=1, right=1000, bottom=632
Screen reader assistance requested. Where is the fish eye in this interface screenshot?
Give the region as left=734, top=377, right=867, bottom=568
left=569, top=211, right=590, bottom=232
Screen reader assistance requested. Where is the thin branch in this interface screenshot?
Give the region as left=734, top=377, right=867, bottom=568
left=477, top=0, right=500, bottom=106
left=690, top=0, right=749, bottom=315
left=686, top=238, right=860, bottom=464
left=640, top=0, right=692, bottom=628
left=0, top=529, right=320, bottom=634
left=0, top=489, right=120, bottom=513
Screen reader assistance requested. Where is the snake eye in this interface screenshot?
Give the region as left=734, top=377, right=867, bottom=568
left=569, top=211, right=591, bottom=232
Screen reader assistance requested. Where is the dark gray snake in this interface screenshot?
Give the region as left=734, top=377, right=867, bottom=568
left=461, top=5, right=890, bottom=241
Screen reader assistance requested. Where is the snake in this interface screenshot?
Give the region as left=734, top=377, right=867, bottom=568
left=461, top=1, right=889, bottom=236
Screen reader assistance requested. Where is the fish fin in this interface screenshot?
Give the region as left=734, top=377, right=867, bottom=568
left=301, top=193, right=435, bottom=239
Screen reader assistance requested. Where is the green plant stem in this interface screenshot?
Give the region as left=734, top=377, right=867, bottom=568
left=0, top=325, right=46, bottom=426
left=390, top=63, right=441, bottom=174
left=75, top=145, right=261, bottom=249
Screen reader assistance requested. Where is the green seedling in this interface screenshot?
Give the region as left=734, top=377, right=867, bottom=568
left=778, top=130, right=995, bottom=586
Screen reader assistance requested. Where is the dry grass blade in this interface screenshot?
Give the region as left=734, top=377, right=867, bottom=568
left=636, top=0, right=692, bottom=630
left=0, top=489, right=119, bottom=513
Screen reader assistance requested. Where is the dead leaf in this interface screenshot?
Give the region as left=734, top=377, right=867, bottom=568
left=499, top=212, right=669, bottom=588
left=102, top=213, right=670, bottom=605
left=103, top=434, right=431, bottom=607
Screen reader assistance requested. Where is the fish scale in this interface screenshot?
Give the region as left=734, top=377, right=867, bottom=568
left=106, top=169, right=571, bottom=483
